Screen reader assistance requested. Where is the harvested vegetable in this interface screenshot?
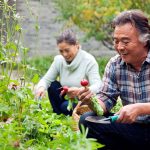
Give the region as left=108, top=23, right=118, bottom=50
left=80, top=79, right=104, bottom=116
left=91, top=95, right=104, bottom=116
left=60, top=86, right=77, bottom=111
left=80, top=79, right=89, bottom=87
left=60, top=86, right=69, bottom=96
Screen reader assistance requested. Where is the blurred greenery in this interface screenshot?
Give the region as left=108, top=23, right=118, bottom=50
left=96, top=57, right=110, bottom=77
left=26, top=56, right=54, bottom=78
left=54, top=0, right=150, bottom=50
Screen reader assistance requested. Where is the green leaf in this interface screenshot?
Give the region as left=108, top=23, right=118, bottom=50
left=0, top=104, right=9, bottom=113
left=31, top=74, right=39, bottom=84
left=15, top=24, right=22, bottom=32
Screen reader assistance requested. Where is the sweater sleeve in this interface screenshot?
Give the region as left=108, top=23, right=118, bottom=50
left=86, top=57, right=102, bottom=94
left=36, top=56, right=60, bottom=90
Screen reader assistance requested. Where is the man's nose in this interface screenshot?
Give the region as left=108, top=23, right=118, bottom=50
left=117, top=42, right=125, bottom=50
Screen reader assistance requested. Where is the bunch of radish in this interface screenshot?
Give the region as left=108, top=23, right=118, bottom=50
left=60, top=86, right=75, bottom=111
left=80, top=79, right=104, bottom=116
left=60, top=86, right=69, bottom=96
left=60, top=79, right=104, bottom=116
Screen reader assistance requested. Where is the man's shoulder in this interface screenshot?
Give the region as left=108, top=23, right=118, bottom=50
left=109, top=54, right=122, bottom=65
left=105, top=55, right=123, bottom=73
left=106, top=54, right=123, bottom=70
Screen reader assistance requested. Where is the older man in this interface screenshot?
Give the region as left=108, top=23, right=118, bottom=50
left=78, top=10, right=150, bottom=150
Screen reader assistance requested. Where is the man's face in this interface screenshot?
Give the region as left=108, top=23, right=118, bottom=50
left=113, top=23, right=147, bottom=65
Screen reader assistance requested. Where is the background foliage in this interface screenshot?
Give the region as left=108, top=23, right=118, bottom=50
left=55, top=0, right=150, bottom=49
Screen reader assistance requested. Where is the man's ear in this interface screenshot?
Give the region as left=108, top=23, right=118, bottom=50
left=140, top=34, right=150, bottom=47
left=144, top=41, right=148, bottom=47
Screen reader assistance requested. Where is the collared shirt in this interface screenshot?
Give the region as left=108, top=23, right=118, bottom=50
left=99, top=51, right=150, bottom=123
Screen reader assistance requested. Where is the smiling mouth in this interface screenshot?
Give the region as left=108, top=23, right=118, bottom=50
left=120, top=53, right=128, bottom=55
left=65, top=57, right=70, bottom=60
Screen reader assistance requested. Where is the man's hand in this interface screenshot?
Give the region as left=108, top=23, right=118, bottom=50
left=115, top=103, right=142, bottom=124
left=66, top=87, right=80, bottom=99
left=77, top=87, right=93, bottom=105
left=77, top=87, right=106, bottom=114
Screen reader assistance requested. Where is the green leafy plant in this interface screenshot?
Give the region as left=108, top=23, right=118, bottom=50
left=0, top=1, right=115, bottom=149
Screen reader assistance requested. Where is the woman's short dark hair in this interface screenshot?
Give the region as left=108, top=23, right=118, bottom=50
left=112, top=10, right=150, bottom=47
left=56, top=29, right=77, bottom=45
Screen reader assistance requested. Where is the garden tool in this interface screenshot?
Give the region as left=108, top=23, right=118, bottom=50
left=85, top=115, right=119, bottom=124
left=38, top=96, right=42, bottom=110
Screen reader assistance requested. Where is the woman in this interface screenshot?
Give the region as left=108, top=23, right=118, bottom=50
left=36, top=29, right=101, bottom=115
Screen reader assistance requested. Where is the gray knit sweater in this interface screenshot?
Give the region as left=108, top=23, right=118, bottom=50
left=37, top=49, right=102, bottom=93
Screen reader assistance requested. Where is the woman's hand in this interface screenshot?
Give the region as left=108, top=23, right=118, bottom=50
left=35, top=86, right=45, bottom=98
left=67, top=87, right=82, bottom=99
left=115, top=103, right=142, bottom=124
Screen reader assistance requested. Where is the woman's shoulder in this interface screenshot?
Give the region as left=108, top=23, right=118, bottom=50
left=52, top=55, right=65, bottom=66
left=80, top=50, right=96, bottom=61
left=54, top=55, right=64, bottom=61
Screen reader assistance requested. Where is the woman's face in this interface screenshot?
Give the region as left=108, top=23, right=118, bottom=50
left=58, top=42, right=79, bottom=62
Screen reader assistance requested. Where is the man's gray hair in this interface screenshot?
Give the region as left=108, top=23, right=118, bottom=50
left=112, top=10, right=150, bottom=48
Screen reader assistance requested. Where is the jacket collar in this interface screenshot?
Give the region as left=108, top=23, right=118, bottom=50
left=62, top=49, right=82, bottom=71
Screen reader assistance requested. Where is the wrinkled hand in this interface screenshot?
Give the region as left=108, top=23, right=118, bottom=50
left=115, top=103, right=141, bottom=124
left=35, top=86, right=45, bottom=98
left=67, top=87, right=81, bottom=99
left=77, top=87, right=93, bottom=106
